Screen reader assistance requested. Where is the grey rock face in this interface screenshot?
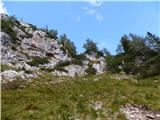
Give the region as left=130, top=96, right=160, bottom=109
left=92, top=101, right=103, bottom=110
left=65, top=65, right=87, bottom=77
left=1, top=70, right=25, bottom=80
left=86, top=53, right=106, bottom=74
left=15, top=62, right=32, bottom=71
left=121, top=104, right=160, bottom=120
left=1, top=32, right=12, bottom=46
left=1, top=13, right=107, bottom=79
left=0, top=13, right=8, bottom=19
left=1, top=70, right=38, bottom=81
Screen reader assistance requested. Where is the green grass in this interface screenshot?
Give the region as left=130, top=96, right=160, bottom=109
left=2, top=73, right=160, bottom=120
left=1, top=64, right=21, bottom=72
left=27, top=57, right=49, bottom=66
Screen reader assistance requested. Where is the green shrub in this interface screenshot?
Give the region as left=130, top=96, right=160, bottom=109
left=27, top=57, right=49, bottom=66
left=1, top=64, right=12, bottom=72
left=1, top=64, right=20, bottom=72
left=1, top=19, right=18, bottom=43
left=72, top=59, right=83, bottom=65
left=11, top=46, right=17, bottom=50
left=54, top=66, right=68, bottom=73
left=56, top=61, right=71, bottom=67
left=60, top=46, right=67, bottom=53
left=59, top=34, right=77, bottom=58
left=40, top=67, right=54, bottom=72
left=53, top=61, right=71, bottom=73
left=72, top=54, right=86, bottom=65
left=83, top=38, right=98, bottom=54
left=29, top=24, right=38, bottom=31
left=85, top=65, right=96, bottom=75
left=106, top=54, right=123, bottom=73
left=139, top=55, right=160, bottom=78
left=17, top=23, right=33, bottom=38
left=41, top=27, right=58, bottom=39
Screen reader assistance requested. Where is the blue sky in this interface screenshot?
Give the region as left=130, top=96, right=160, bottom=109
left=2, top=1, right=160, bottom=54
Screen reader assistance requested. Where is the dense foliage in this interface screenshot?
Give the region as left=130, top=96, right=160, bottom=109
left=1, top=15, right=159, bottom=78
left=27, top=57, right=49, bottom=66
left=83, top=38, right=98, bottom=54
left=59, top=34, right=77, bottom=58
left=85, top=64, right=97, bottom=75
left=41, top=26, right=58, bottom=40
left=106, top=32, right=160, bottom=78
left=1, top=16, right=18, bottom=42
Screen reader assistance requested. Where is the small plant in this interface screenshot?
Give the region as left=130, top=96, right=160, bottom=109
left=41, top=27, right=58, bottom=39
left=56, top=61, right=72, bottom=67
left=11, top=46, right=17, bottom=51
left=72, top=54, right=86, bottom=65
left=1, top=64, right=12, bottom=72
left=53, top=61, right=71, bottom=73
left=40, top=67, right=54, bottom=72
left=1, top=64, right=20, bottom=72
left=1, top=19, right=18, bottom=43
left=29, top=24, right=38, bottom=31
left=85, top=65, right=97, bottom=75
left=1, top=79, right=25, bottom=90
left=17, top=23, right=33, bottom=38
left=27, top=57, right=49, bottom=66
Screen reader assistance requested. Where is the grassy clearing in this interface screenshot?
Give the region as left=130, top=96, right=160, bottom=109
left=1, top=73, right=160, bottom=120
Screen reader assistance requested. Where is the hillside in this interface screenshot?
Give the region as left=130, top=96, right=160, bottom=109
left=2, top=73, right=160, bottom=120
left=1, top=13, right=160, bottom=120
left=1, top=13, right=106, bottom=80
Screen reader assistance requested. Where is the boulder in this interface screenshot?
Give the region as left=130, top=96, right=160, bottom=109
left=0, top=32, right=12, bottom=46
left=65, top=65, right=87, bottom=77
left=1, top=70, right=25, bottom=81
left=1, top=70, right=38, bottom=81
left=15, top=62, right=32, bottom=71
left=121, top=104, right=160, bottom=120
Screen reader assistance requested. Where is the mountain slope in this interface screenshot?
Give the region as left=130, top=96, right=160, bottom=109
left=1, top=14, right=106, bottom=80
left=2, top=73, right=160, bottom=120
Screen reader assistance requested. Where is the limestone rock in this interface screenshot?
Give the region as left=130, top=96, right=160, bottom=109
left=65, top=65, right=87, bottom=77
left=92, top=101, right=103, bottom=110
left=15, top=62, right=32, bottom=71
left=1, top=70, right=38, bottom=82
left=121, top=104, right=160, bottom=120
left=1, top=70, right=25, bottom=81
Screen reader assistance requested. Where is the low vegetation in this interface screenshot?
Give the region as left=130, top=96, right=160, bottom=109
left=85, top=64, right=97, bottom=75
left=41, top=26, right=58, bottom=40
left=106, top=32, right=160, bottom=78
left=53, top=61, right=70, bottom=72
left=59, top=34, right=77, bottom=58
left=1, top=64, right=20, bottom=72
left=1, top=17, right=18, bottom=43
left=2, top=73, right=160, bottom=120
left=27, top=57, right=49, bottom=66
left=1, top=15, right=160, bottom=120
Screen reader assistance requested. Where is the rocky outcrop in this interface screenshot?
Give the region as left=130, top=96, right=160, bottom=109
left=65, top=65, right=87, bottom=76
left=1, top=13, right=107, bottom=79
left=86, top=53, right=106, bottom=73
left=121, top=104, right=160, bottom=120
left=1, top=70, right=37, bottom=81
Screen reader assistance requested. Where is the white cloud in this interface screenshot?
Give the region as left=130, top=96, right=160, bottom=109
left=82, top=6, right=88, bottom=10
left=86, top=9, right=95, bottom=15
left=82, top=7, right=95, bottom=15
left=77, top=16, right=81, bottom=21
left=0, top=0, right=7, bottom=14
left=96, top=13, right=103, bottom=22
left=87, top=0, right=102, bottom=7
left=82, top=6, right=103, bottom=22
